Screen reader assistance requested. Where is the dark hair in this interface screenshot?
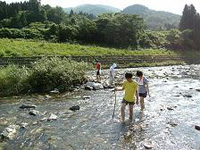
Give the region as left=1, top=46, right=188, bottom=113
left=136, top=71, right=143, bottom=77
left=125, top=72, right=133, bottom=79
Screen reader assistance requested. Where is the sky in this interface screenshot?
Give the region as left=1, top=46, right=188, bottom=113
left=5, top=0, right=200, bottom=15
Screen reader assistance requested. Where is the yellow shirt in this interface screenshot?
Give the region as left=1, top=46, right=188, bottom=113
left=122, top=80, right=138, bottom=102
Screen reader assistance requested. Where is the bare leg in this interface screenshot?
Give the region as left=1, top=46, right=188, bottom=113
left=129, top=104, right=133, bottom=120
left=121, top=103, right=126, bottom=122
left=140, top=97, right=145, bottom=111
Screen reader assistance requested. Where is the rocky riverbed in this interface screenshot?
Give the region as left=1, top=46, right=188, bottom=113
left=0, top=65, right=200, bottom=150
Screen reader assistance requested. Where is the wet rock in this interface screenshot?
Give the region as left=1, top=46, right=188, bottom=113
left=143, top=141, right=153, bottom=149
left=44, top=95, right=52, bottom=100
left=1, top=125, right=20, bottom=140
left=82, top=96, right=91, bottom=100
left=183, top=94, right=192, bottom=98
left=69, top=105, right=80, bottom=111
left=19, top=122, right=28, bottom=129
left=195, top=125, right=200, bottom=131
left=19, top=104, right=37, bottom=109
left=196, top=89, right=200, bottom=92
left=50, top=89, right=59, bottom=94
left=85, top=82, right=103, bottom=90
left=29, top=110, right=40, bottom=116
left=47, top=113, right=58, bottom=121
left=0, top=118, right=8, bottom=126
left=167, top=107, right=174, bottom=111
left=85, top=86, right=93, bottom=91
left=40, top=117, right=47, bottom=122
left=167, top=121, right=178, bottom=127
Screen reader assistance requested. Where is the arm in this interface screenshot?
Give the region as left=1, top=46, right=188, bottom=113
left=115, top=87, right=124, bottom=91
left=136, top=90, right=139, bottom=105
left=146, top=84, right=150, bottom=97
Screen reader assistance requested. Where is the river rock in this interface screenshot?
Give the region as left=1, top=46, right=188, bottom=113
left=40, top=117, right=47, bottom=122
left=19, top=104, right=37, bottom=109
left=196, top=89, right=200, bottom=92
left=44, top=95, right=52, bottom=100
left=69, top=105, right=80, bottom=111
left=143, top=142, right=153, bottom=149
left=195, top=125, right=200, bottom=131
left=50, top=89, right=59, bottom=94
left=85, top=82, right=103, bottom=90
left=29, top=110, right=40, bottom=116
left=19, top=122, right=28, bottom=129
left=183, top=94, right=192, bottom=98
left=82, top=96, right=91, bottom=100
left=47, top=113, right=58, bottom=121
left=1, top=125, right=20, bottom=140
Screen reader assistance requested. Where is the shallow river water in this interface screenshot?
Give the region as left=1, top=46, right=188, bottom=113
left=0, top=65, right=200, bottom=150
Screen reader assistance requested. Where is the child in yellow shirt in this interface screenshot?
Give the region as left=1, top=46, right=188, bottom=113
left=115, top=72, right=139, bottom=122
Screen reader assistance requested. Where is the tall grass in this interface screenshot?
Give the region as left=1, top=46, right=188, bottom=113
left=0, top=57, right=90, bottom=96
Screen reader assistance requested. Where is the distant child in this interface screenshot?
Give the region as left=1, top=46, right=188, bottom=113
left=96, top=62, right=101, bottom=82
left=115, top=72, right=139, bottom=122
left=136, top=71, right=150, bottom=111
left=109, top=63, right=117, bottom=85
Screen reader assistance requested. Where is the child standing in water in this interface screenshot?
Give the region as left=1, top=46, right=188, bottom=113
left=136, top=71, right=150, bottom=111
left=96, top=62, right=101, bottom=82
left=115, top=73, right=139, bottom=122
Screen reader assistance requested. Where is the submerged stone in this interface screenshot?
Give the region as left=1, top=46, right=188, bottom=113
left=29, top=110, right=40, bottom=116
left=19, top=104, right=37, bottom=109
left=195, top=125, right=200, bottom=131
left=69, top=105, right=80, bottom=111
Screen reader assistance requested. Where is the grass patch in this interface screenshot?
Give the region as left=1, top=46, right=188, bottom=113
left=0, top=38, right=178, bottom=57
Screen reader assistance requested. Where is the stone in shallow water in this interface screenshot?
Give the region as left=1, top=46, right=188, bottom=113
left=19, top=104, right=37, bottom=109
left=47, top=113, right=58, bottom=121
left=195, top=125, right=200, bottom=131
left=82, top=96, right=91, bottom=100
left=183, top=94, right=192, bottom=98
left=69, top=105, right=80, bottom=111
left=29, top=110, right=40, bottom=116
left=1, top=125, right=20, bottom=140
left=143, top=142, right=153, bottom=149
left=196, top=89, right=200, bottom=92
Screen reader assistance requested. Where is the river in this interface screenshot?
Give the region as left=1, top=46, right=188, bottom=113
left=0, top=65, right=200, bottom=150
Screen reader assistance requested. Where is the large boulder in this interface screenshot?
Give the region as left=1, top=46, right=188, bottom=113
left=1, top=125, right=20, bottom=140
left=85, top=82, right=104, bottom=90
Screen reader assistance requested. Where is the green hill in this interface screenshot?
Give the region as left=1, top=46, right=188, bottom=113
left=122, top=4, right=181, bottom=30
left=63, top=4, right=121, bottom=16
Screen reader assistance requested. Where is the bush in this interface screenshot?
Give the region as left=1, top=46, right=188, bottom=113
left=0, top=65, right=30, bottom=96
left=28, top=57, right=89, bottom=92
left=0, top=57, right=89, bottom=96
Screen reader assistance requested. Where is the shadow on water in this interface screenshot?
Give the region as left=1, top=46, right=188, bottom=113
left=0, top=65, right=200, bottom=149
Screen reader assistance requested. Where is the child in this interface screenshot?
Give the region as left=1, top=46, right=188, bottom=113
left=96, top=62, right=101, bottom=82
left=136, top=71, right=150, bottom=111
left=115, top=72, right=139, bottom=122
left=109, top=63, right=117, bottom=85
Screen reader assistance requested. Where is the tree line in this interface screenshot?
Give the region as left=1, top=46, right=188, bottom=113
left=0, top=0, right=200, bottom=50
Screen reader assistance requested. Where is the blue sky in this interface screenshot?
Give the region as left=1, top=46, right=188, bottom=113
left=5, top=0, right=200, bottom=15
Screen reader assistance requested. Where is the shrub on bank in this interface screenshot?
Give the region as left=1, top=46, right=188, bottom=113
left=0, top=57, right=89, bottom=96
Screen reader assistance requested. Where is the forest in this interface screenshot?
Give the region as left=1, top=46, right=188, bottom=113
left=0, top=0, right=200, bottom=50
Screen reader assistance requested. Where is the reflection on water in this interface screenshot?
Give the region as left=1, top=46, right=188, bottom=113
left=0, top=65, right=200, bottom=150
